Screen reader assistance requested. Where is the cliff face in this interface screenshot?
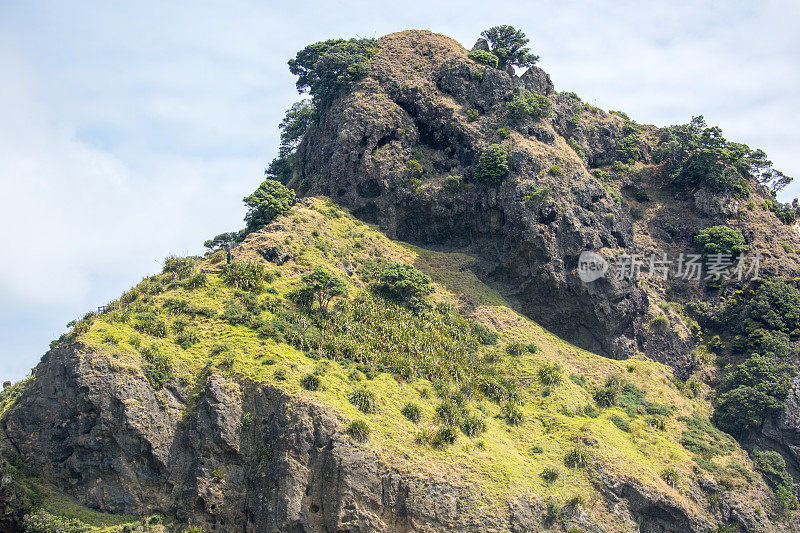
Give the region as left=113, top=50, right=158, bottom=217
left=293, top=30, right=800, bottom=375
left=4, top=343, right=504, bottom=532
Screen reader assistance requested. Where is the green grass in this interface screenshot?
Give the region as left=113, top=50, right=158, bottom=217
left=22, top=198, right=762, bottom=529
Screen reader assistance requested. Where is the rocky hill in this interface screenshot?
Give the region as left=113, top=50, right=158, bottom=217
left=2, top=28, right=800, bottom=532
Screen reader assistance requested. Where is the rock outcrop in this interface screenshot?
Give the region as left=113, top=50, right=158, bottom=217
left=292, top=30, right=800, bottom=376
left=292, top=30, right=694, bottom=370
left=6, top=344, right=523, bottom=531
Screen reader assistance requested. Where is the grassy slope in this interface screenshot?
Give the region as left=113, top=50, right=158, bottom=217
left=3, top=198, right=770, bottom=530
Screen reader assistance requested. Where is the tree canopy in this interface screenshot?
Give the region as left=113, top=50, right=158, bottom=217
left=296, top=267, right=348, bottom=311
left=722, top=278, right=800, bottom=335
left=264, top=100, right=316, bottom=185
left=288, top=38, right=377, bottom=105
left=714, top=354, right=793, bottom=434
left=243, top=179, right=296, bottom=233
left=373, top=262, right=435, bottom=305
left=656, top=116, right=792, bottom=198
left=278, top=100, right=315, bottom=157
left=480, top=25, right=539, bottom=70
left=203, top=231, right=244, bottom=252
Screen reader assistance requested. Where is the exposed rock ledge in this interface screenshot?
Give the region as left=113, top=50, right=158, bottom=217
left=0, top=343, right=731, bottom=532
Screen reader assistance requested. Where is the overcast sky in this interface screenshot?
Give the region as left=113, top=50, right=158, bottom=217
left=1, top=1, right=798, bottom=381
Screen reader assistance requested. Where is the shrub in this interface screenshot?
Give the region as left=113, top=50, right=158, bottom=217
left=538, top=362, right=563, bottom=386
left=769, top=200, right=800, bottom=225
left=472, top=323, right=499, bottom=345
left=348, top=388, right=377, bottom=413
left=722, top=278, right=800, bottom=335
left=175, top=329, right=199, bottom=350
left=243, top=179, right=296, bottom=233
left=567, top=137, right=584, bottom=158
left=23, top=510, right=90, bottom=533
left=714, top=354, right=793, bottom=434
left=133, top=312, right=167, bottom=338
left=278, top=290, right=501, bottom=394
left=614, top=122, right=641, bottom=163
left=647, top=415, right=666, bottom=430
left=583, top=404, right=600, bottom=418
left=507, top=90, right=552, bottom=122
left=660, top=466, right=679, bottom=487
left=212, top=467, right=226, bottom=482
left=405, top=159, right=423, bottom=178
left=373, top=261, right=435, bottom=305
left=497, top=127, right=510, bottom=139
left=223, top=300, right=253, bottom=326
left=140, top=345, right=172, bottom=389
left=541, top=466, right=559, bottom=483
left=222, top=261, right=267, bottom=293
left=723, top=354, right=793, bottom=397
left=301, top=373, right=321, bottom=391
left=401, top=402, right=422, bottom=423
left=679, top=412, right=736, bottom=458
left=649, top=315, right=669, bottom=329
left=775, top=486, right=798, bottom=516
left=506, top=342, right=524, bottom=356
left=548, top=165, right=562, bottom=177
left=694, top=226, right=749, bottom=256
left=442, top=174, right=463, bottom=193
left=570, top=373, right=587, bottom=387
left=210, top=342, right=230, bottom=356
left=289, top=38, right=377, bottom=105
left=523, top=186, right=550, bottom=207
left=530, top=444, right=544, bottom=454
left=347, top=420, right=370, bottom=442
left=435, top=401, right=462, bottom=426
left=184, top=272, right=207, bottom=289
left=460, top=413, right=487, bottom=437
left=101, top=331, right=119, bottom=344
left=502, top=402, right=524, bottom=426
left=714, top=385, right=783, bottom=435
left=162, top=255, right=197, bottom=280
left=467, top=49, right=499, bottom=68
left=610, top=415, right=631, bottom=432
left=545, top=498, right=561, bottom=522
left=566, top=495, right=586, bottom=510
left=751, top=449, right=794, bottom=494
left=564, top=447, right=589, bottom=468
left=474, top=144, right=510, bottom=184
left=465, top=109, right=480, bottom=122
left=432, top=425, right=458, bottom=447
left=480, top=25, right=539, bottom=69
left=594, top=376, right=623, bottom=407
